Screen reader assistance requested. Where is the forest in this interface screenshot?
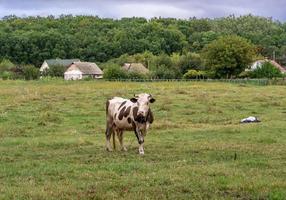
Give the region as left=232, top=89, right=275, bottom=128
left=0, top=14, right=286, bottom=79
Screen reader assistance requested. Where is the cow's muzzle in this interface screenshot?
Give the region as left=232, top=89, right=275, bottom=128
left=135, top=114, right=146, bottom=123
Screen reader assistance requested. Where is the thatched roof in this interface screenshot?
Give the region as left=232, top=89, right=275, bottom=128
left=122, top=63, right=149, bottom=74
left=67, top=62, right=103, bottom=75
left=45, top=59, right=80, bottom=67
left=269, top=60, right=286, bottom=73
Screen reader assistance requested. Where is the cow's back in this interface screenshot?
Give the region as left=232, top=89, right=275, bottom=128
left=107, top=97, right=135, bottom=130
left=107, top=97, right=126, bottom=115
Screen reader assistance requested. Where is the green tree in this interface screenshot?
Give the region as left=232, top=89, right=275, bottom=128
left=103, top=64, right=128, bottom=79
left=177, top=52, right=203, bottom=74
left=202, top=35, right=256, bottom=78
left=0, top=15, right=285, bottom=68
left=46, top=65, right=66, bottom=77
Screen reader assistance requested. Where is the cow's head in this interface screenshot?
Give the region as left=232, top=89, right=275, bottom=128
left=130, top=93, right=155, bottom=123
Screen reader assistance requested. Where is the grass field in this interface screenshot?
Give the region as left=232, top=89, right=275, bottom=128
left=0, top=80, right=285, bottom=199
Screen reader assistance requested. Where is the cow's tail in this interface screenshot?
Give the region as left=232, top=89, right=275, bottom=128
left=106, top=99, right=110, bottom=116
left=112, top=130, right=116, bottom=150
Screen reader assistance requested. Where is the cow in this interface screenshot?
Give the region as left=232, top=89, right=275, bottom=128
left=105, top=93, right=155, bottom=155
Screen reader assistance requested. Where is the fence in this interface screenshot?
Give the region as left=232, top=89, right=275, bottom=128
left=105, top=78, right=286, bottom=86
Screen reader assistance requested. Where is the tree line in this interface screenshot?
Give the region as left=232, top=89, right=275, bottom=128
left=0, top=14, right=285, bottom=79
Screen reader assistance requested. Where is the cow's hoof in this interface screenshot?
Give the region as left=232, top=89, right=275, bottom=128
left=121, top=147, right=127, bottom=152
left=106, top=147, right=113, bottom=152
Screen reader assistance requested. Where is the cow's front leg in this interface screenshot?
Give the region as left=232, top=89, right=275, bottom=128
left=139, top=143, right=144, bottom=155
left=118, top=131, right=127, bottom=151
left=135, top=128, right=144, bottom=155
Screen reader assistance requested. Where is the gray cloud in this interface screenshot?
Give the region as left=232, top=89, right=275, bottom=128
left=0, top=0, right=285, bottom=20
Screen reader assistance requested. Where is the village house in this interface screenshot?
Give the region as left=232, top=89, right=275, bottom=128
left=39, top=58, right=80, bottom=73
left=64, top=61, right=103, bottom=80
left=122, top=63, right=149, bottom=75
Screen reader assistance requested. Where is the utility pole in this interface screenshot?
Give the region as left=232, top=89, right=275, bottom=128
left=273, top=51, right=276, bottom=61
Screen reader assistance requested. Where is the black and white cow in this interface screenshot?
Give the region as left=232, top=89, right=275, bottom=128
left=105, top=93, right=155, bottom=154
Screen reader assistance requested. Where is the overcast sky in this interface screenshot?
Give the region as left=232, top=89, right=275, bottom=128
left=0, top=0, right=285, bottom=21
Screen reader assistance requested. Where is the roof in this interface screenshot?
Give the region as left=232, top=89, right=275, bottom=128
left=251, top=59, right=286, bottom=73
left=122, top=63, right=149, bottom=74
left=67, top=62, right=103, bottom=75
left=45, top=59, right=80, bottom=67
left=269, top=60, right=286, bottom=73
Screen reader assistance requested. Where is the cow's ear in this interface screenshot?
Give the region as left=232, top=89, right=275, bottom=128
left=130, top=98, right=138, bottom=103
left=149, top=98, right=156, bottom=103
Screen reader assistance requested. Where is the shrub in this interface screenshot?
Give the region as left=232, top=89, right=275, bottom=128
left=0, top=59, right=14, bottom=73
left=45, top=65, right=66, bottom=77
left=183, top=70, right=206, bottom=79
left=103, top=64, right=128, bottom=79
left=82, top=76, right=94, bottom=81
left=251, top=62, right=282, bottom=79
left=127, top=71, right=149, bottom=79
left=238, top=71, right=252, bottom=78
left=151, top=65, right=181, bottom=79
left=9, top=66, right=25, bottom=79
left=23, top=65, right=40, bottom=80
left=1, top=71, right=13, bottom=80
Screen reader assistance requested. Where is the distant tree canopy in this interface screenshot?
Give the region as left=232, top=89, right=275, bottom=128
left=0, top=14, right=286, bottom=67
left=202, top=35, right=257, bottom=78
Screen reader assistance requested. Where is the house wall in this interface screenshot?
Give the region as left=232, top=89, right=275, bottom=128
left=40, top=61, right=49, bottom=72
left=64, top=70, right=83, bottom=80
left=250, top=61, right=263, bottom=71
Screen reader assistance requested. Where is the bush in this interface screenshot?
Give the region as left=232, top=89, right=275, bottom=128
left=0, top=59, right=14, bottom=73
left=183, top=70, right=206, bottom=79
left=127, top=71, right=149, bottom=79
left=103, top=64, right=128, bottom=79
left=238, top=71, right=252, bottom=78
left=45, top=65, right=66, bottom=77
left=23, top=65, right=40, bottom=80
left=251, top=62, right=282, bottom=79
left=9, top=66, right=25, bottom=79
left=82, top=76, right=94, bottom=81
left=1, top=71, right=13, bottom=80
left=151, top=65, right=181, bottom=79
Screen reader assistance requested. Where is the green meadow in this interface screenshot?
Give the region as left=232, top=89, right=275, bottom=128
left=0, top=80, right=285, bottom=199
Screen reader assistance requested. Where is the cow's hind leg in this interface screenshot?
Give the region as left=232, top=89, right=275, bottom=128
left=105, top=121, right=113, bottom=151
left=117, top=130, right=127, bottom=151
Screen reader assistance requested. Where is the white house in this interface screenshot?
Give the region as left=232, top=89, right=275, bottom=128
left=64, top=62, right=103, bottom=80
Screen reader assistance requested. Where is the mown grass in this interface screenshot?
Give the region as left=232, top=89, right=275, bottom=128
left=0, top=80, right=285, bottom=199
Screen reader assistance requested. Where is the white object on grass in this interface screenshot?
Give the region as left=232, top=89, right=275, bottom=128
left=240, top=116, right=261, bottom=123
